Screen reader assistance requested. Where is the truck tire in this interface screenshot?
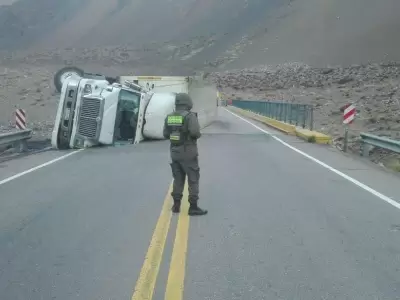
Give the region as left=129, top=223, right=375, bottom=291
left=54, top=66, right=84, bottom=93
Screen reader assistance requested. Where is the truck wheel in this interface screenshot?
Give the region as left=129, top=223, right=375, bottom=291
left=54, top=66, right=84, bottom=93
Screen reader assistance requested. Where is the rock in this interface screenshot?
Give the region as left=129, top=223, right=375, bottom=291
left=337, top=77, right=354, bottom=84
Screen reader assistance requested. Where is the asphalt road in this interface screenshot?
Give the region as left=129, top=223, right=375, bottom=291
left=1, top=108, right=400, bottom=300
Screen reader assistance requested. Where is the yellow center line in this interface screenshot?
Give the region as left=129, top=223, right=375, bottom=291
left=164, top=181, right=190, bottom=300
left=131, top=183, right=173, bottom=300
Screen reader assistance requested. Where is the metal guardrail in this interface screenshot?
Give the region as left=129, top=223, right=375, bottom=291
left=0, top=129, right=32, bottom=152
left=360, top=132, right=400, bottom=157
left=231, top=100, right=314, bottom=130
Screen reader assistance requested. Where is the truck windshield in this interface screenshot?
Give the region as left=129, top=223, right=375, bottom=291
left=115, top=89, right=140, bottom=142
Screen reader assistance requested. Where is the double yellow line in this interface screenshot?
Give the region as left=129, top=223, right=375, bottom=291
left=131, top=182, right=190, bottom=300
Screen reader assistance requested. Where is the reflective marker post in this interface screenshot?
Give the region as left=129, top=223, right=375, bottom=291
left=342, top=103, right=356, bottom=153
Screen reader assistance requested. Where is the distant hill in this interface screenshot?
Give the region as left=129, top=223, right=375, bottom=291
left=0, top=0, right=399, bottom=70
left=0, top=0, right=85, bottom=49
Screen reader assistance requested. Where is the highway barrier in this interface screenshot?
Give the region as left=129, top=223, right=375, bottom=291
left=360, top=132, right=400, bottom=157
left=228, top=104, right=332, bottom=144
left=232, top=100, right=314, bottom=130
left=295, top=128, right=332, bottom=144
left=0, top=129, right=32, bottom=152
left=229, top=106, right=296, bottom=134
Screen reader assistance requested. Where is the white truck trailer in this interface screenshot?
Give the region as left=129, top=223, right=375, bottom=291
left=51, top=69, right=218, bottom=149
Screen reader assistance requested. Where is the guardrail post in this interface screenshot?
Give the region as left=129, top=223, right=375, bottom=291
left=14, top=140, right=28, bottom=152
left=262, top=100, right=266, bottom=116
left=270, top=102, right=273, bottom=117
left=284, top=103, right=288, bottom=123
left=343, top=126, right=349, bottom=152
left=271, top=103, right=275, bottom=119
left=360, top=141, right=370, bottom=157
left=279, top=103, right=282, bottom=120
left=276, top=103, right=280, bottom=120
left=281, top=103, right=285, bottom=121
left=309, top=106, right=314, bottom=131
left=278, top=103, right=281, bottom=121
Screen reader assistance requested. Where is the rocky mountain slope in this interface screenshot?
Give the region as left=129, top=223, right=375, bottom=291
left=0, top=0, right=400, bottom=167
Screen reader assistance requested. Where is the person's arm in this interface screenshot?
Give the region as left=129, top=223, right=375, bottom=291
left=163, top=116, right=170, bottom=139
left=187, top=112, right=201, bottom=139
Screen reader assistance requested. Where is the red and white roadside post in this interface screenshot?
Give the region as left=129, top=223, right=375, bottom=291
left=15, top=108, right=27, bottom=130
left=342, top=103, right=356, bottom=152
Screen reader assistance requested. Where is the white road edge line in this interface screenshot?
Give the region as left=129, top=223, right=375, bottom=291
left=224, top=107, right=400, bottom=210
left=0, top=149, right=84, bottom=186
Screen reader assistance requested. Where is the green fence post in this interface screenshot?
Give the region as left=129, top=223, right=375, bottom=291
left=270, top=102, right=274, bottom=119
left=269, top=102, right=272, bottom=118
left=284, top=103, right=288, bottom=123
left=278, top=103, right=281, bottom=120
left=309, top=106, right=314, bottom=131
left=268, top=102, right=271, bottom=118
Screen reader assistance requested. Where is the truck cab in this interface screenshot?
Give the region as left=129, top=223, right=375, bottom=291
left=51, top=75, right=150, bottom=149
left=51, top=68, right=218, bottom=150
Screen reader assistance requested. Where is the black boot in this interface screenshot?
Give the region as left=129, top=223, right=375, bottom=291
left=188, top=204, right=208, bottom=216
left=172, top=202, right=181, bottom=213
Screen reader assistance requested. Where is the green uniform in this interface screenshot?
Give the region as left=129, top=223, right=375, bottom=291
left=163, top=93, right=207, bottom=216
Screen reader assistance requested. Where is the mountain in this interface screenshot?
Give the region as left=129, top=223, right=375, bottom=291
left=0, top=0, right=398, bottom=71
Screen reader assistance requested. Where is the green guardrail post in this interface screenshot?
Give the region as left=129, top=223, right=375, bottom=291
left=270, top=102, right=274, bottom=118
left=268, top=102, right=271, bottom=118
left=271, top=102, right=274, bottom=119
left=283, top=103, right=287, bottom=123
left=279, top=103, right=281, bottom=120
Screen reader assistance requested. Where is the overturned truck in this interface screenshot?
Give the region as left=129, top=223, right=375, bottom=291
left=51, top=67, right=218, bottom=149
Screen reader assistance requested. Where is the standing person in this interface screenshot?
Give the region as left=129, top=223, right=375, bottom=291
left=163, top=93, right=208, bottom=216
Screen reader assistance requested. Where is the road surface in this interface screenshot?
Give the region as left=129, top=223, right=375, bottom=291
left=1, top=108, right=400, bottom=300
